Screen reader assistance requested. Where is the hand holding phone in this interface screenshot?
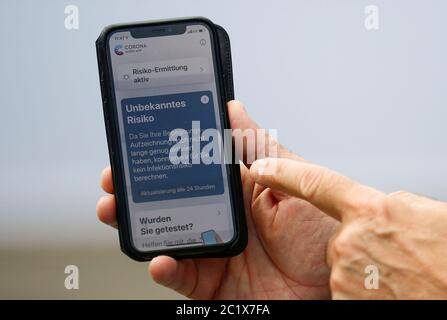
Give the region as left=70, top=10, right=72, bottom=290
left=96, top=17, right=247, bottom=261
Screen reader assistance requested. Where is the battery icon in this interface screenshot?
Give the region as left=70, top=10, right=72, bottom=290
left=199, top=29, right=203, bottom=32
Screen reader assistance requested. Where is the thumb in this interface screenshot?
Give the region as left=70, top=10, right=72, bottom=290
left=249, top=158, right=383, bottom=221
left=227, top=100, right=303, bottom=161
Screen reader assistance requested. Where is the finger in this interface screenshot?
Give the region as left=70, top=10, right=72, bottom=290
left=249, top=158, right=383, bottom=221
left=149, top=256, right=199, bottom=298
left=101, top=166, right=114, bottom=194
left=96, top=194, right=117, bottom=228
left=227, top=100, right=257, bottom=131
left=227, top=100, right=302, bottom=162
left=149, top=256, right=226, bottom=299
left=251, top=188, right=278, bottom=233
left=239, top=161, right=265, bottom=243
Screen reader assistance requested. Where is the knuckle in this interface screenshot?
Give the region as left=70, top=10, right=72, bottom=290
left=298, top=165, right=327, bottom=200
left=329, top=267, right=346, bottom=293
left=331, top=225, right=362, bottom=258
left=332, top=234, right=352, bottom=258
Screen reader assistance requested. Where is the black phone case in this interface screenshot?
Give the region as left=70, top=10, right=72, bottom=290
left=96, top=17, right=247, bottom=261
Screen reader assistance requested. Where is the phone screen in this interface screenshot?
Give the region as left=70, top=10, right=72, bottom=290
left=106, top=22, right=235, bottom=253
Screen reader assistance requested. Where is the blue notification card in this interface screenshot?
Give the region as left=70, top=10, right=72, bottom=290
left=121, top=91, right=224, bottom=203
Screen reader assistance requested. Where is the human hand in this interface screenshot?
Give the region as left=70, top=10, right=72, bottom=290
left=250, top=158, right=447, bottom=299
left=96, top=101, right=339, bottom=299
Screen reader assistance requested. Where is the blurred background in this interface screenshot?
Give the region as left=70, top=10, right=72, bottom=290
left=0, top=0, right=446, bottom=299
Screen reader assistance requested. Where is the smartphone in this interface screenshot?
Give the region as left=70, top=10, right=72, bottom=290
left=96, top=17, right=247, bottom=261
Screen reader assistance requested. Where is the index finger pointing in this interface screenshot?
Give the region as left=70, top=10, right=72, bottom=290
left=101, top=166, right=114, bottom=194
left=249, top=158, right=383, bottom=221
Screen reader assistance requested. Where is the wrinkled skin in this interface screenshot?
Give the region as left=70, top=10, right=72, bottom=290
left=96, top=101, right=338, bottom=299
left=250, top=157, right=447, bottom=299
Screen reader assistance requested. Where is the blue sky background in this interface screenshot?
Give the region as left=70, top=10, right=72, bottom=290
left=0, top=0, right=446, bottom=248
